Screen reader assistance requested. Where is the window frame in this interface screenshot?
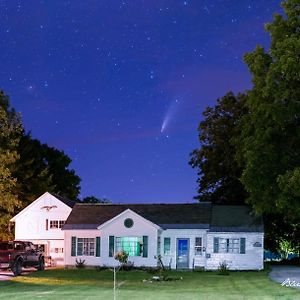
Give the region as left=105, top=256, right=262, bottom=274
left=77, top=238, right=95, bottom=256
left=49, top=220, right=66, bottom=229
left=218, top=238, right=241, bottom=254
left=115, top=236, right=142, bottom=257
left=163, top=237, right=171, bottom=255
left=194, top=237, right=203, bottom=256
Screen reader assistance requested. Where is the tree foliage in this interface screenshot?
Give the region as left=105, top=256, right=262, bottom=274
left=81, top=196, right=110, bottom=203
left=190, top=92, right=248, bottom=204
left=0, top=90, right=82, bottom=238
left=0, top=92, right=22, bottom=239
left=17, top=136, right=81, bottom=201
left=191, top=1, right=300, bottom=253
left=239, top=0, right=300, bottom=218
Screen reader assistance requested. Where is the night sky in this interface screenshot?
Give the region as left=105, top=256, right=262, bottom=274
left=0, top=1, right=281, bottom=203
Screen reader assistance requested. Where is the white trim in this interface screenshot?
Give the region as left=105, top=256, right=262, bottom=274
left=10, top=192, right=71, bottom=222
left=97, top=209, right=161, bottom=230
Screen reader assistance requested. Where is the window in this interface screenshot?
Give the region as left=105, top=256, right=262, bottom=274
left=50, top=220, right=65, bottom=229
left=50, top=220, right=59, bottom=229
left=218, top=238, right=240, bottom=253
left=59, top=220, right=65, bottom=228
left=194, top=237, right=202, bottom=255
left=163, top=237, right=171, bottom=255
left=77, top=238, right=95, bottom=256
left=115, top=237, right=142, bottom=256
left=124, top=218, right=134, bottom=228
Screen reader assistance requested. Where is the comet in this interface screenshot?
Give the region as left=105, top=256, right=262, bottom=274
left=160, top=99, right=180, bottom=134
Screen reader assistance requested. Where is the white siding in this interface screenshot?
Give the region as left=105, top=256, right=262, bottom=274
left=64, top=209, right=158, bottom=268
left=206, top=232, right=264, bottom=270
left=64, top=230, right=101, bottom=266
left=12, top=192, right=72, bottom=265
left=159, top=229, right=208, bottom=269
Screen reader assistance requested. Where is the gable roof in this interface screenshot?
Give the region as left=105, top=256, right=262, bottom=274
left=51, top=193, right=76, bottom=208
left=63, top=203, right=212, bottom=230
left=10, top=192, right=76, bottom=222
left=97, top=208, right=161, bottom=230
left=63, top=202, right=263, bottom=232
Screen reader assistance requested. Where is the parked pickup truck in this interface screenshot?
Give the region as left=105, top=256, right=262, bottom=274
left=0, top=241, right=45, bottom=276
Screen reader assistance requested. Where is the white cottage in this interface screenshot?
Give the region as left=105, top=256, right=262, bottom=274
left=10, top=192, right=75, bottom=265
left=63, top=203, right=264, bottom=270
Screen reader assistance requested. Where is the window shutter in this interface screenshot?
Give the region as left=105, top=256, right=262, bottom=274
left=240, top=238, right=246, bottom=254
left=109, top=236, right=114, bottom=257
left=213, top=237, right=219, bottom=253
left=71, top=236, right=77, bottom=256
left=46, top=219, right=49, bottom=231
left=96, top=237, right=101, bottom=257
left=143, top=236, right=148, bottom=257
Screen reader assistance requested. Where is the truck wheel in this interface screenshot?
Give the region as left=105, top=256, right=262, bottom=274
left=37, top=257, right=45, bottom=271
left=12, top=260, right=23, bottom=276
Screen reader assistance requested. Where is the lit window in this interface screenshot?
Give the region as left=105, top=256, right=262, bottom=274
left=115, top=237, right=142, bottom=256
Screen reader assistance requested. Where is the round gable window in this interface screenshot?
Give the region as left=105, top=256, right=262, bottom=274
left=124, top=218, right=134, bottom=228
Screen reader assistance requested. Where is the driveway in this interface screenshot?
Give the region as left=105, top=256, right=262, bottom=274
left=269, top=265, right=300, bottom=290
left=0, top=268, right=37, bottom=281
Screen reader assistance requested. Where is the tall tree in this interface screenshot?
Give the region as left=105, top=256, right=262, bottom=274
left=14, top=134, right=81, bottom=203
left=239, top=0, right=300, bottom=218
left=190, top=92, right=248, bottom=204
left=0, top=90, right=81, bottom=206
left=0, top=91, right=22, bottom=239
left=13, top=134, right=55, bottom=206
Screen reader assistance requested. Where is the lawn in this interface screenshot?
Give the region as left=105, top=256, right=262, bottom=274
left=0, top=268, right=299, bottom=300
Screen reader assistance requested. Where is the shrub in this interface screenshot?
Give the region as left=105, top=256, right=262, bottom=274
left=218, top=261, right=229, bottom=275
left=75, top=259, right=86, bottom=269
left=122, top=261, right=134, bottom=271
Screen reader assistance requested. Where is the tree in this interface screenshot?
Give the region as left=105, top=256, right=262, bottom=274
left=190, top=1, right=300, bottom=253
left=13, top=134, right=81, bottom=203
left=39, top=140, right=81, bottom=200
left=12, top=134, right=55, bottom=206
left=238, top=0, right=300, bottom=218
left=0, top=92, right=22, bottom=239
left=81, top=196, right=110, bottom=203
left=0, top=90, right=81, bottom=206
left=189, top=92, right=248, bottom=204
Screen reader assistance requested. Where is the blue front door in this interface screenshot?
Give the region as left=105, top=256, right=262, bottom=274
left=177, top=239, right=189, bottom=269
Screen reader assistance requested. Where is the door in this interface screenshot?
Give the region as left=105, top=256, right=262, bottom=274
left=177, top=239, right=189, bottom=269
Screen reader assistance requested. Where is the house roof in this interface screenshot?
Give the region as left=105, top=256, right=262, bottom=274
left=10, top=192, right=75, bottom=222
left=63, top=202, right=263, bottom=232
left=64, top=203, right=211, bottom=230
left=51, top=193, right=76, bottom=208
left=210, top=205, right=263, bottom=232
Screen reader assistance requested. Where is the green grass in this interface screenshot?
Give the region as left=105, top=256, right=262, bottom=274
left=0, top=268, right=299, bottom=300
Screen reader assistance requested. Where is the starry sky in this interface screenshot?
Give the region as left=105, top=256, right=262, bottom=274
left=0, top=0, right=282, bottom=203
